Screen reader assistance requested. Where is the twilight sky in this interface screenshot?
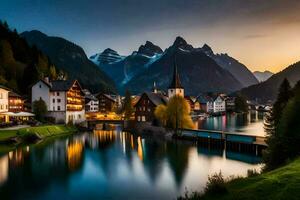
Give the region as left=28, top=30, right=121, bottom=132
left=1, top=0, right=300, bottom=73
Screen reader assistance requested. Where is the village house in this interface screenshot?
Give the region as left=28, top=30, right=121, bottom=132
left=82, top=89, right=99, bottom=112
left=0, top=86, right=10, bottom=122
left=195, top=95, right=214, bottom=113
left=31, top=78, right=85, bottom=124
left=95, top=93, right=117, bottom=113
left=184, top=96, right=195, bottom=112
left=8, top=91, right=24, bottom=113
left=213, top=95, right=226, bottom=114
left=134, top=92, right=168, bottom=122
left=225, top=96, right=235, bottom=112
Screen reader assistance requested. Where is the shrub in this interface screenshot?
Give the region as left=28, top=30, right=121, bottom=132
left=247, top=169, right=260, bottom=177
left=177, top=188, right=202, bottom=200
left=19, top=131, right=40, bottom=142
left=204, top=171, right=227, bottom=195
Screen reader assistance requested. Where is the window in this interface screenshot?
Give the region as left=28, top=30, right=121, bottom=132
left=57, top=92, right=60, bottom=96
left=137, top=116, right=141, bottom=121
left=78, top=114, right=81, bottom=119
left=53, top=99, right=55, bottom=103
left=57, top=99, right=61, bottom=103
left=142, top=116, right=146, bottom=122
left=53, top=106, right=55, bottom=110
left=39, top=84, right=42, bottom=88
left=57, top=106, right=61, bottom=111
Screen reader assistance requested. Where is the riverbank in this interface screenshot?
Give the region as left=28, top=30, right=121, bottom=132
left=181, top=157, right=300, bottom=200
left=0, top=125, right=77, bottom=153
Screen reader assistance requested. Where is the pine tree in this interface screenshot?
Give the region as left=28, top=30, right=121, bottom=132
left=263, top=78, right=292, bottom=170
left=49, top=65, right=57, bottom=80
left=123, top=90, right=134, bottom=120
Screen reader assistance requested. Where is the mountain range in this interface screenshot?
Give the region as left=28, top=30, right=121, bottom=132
left=21, top=30, right=116, bottom=93
left=253, top=71, right=274, bottom=82
left=240, top=62, right=300, bottom=102
left=91, top=36, right=258, bottom=95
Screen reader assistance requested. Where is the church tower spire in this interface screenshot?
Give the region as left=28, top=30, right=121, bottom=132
left=168, top=57, right=184, bottom=98
left=153, top=81, right=158, bottom=93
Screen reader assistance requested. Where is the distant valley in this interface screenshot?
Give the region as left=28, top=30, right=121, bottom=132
left=240, top=62, right=300, bottom=102
left=253, top=71, right=274, bottom=82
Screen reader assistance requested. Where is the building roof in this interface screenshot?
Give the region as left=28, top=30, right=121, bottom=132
left=135, top=92, right=168, bottom=107
left=0, top=85, right=11, bottom=91
left=50, top=80, right=77, bottom=91
left=196, top=95, right=213, bottom=104
left=168, top=58, right=183, bottom=89
left=85, top=94, right=98, bottom=101
left=95, top=93, right=117, bottom=102
left=8, top=91, right=21, bottom=98
left=214, top=95, right=226, bottom=101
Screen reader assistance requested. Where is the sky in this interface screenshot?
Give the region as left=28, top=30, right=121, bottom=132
left=1, top=0, right=300, bottom=73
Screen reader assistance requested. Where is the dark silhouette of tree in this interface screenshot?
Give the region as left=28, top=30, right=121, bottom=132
left=123, top=90, right=134, bottom=120
left=234, top=94, right=248, bottom=113
left=32, top=99, right=47, bottom=121
left=263, top=78, right=293, bottom=170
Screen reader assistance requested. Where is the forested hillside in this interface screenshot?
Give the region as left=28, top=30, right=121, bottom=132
left=0, top=21, right=57, bottom=94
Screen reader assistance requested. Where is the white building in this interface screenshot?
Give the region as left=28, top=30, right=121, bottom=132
left=32, top=79, right=85, bottom=124
left=84, top=94, right=99, bottom=113
left=82, top=89, right=98, bottom=112
left=168, top=60, right=184, bottom=98
left=0, top=86, right=9, bottom=113
left=213, top=95, right=226, bottom=113
left=0, top=86, right=9, bottom=122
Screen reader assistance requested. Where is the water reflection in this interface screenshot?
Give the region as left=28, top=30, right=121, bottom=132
left=195, top=111, right=266, bottom=136
left=0, top=155, right=8, bottom=186
left=0, top=127, right=262, bottom=199
left=67, top=141, right=83, bottom=171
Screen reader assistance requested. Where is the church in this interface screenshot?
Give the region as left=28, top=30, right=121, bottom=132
left=168, top=59, right=184, bottom=98
left=134, top=59, right=184, bottom=122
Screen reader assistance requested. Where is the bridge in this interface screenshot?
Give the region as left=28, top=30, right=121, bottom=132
left=86, top=119, right=124, bottom=129
left=181, top=129, right=267, bottom=156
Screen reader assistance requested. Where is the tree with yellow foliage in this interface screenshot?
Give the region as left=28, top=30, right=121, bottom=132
left=155, top=95, right=194, bottom=133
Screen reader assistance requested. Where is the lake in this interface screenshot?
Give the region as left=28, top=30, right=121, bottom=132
left=0, top=112, right=265, bottom=199
left=195, top=111, right=266, bottom=137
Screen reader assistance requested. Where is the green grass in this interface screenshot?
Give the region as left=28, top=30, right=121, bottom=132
left=200, top=158, right=300, bottom=200
left=17, top=125, right=77, bottom=139
left=0, top=130, right=18, bottom=142
left=0, top=125, right=77, bottom=154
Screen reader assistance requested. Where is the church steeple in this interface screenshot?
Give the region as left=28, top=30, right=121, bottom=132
left=169, top=58, right=183, bottom=89
left=168, top=57, right=184, bottom=98
left=153, top=81, right=158, bottom=93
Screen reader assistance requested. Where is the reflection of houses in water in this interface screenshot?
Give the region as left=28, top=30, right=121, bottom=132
left=0, top=155, right=8, bottom=186
left=137, top=136, right=144, bottom=161
left=8, top=147, right=30, bottom=168
left=66, top=141, right=83, bottom=171
left=41, top=141, right=67, bottom=166
left=91, top=130, right=116, bottom=149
